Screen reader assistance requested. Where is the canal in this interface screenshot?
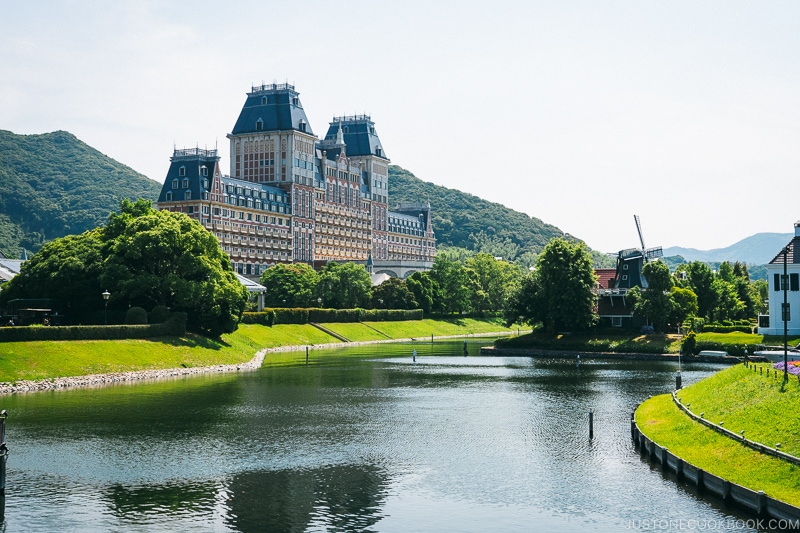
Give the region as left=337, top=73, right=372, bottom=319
left=0, top=340, right=769, bottom=531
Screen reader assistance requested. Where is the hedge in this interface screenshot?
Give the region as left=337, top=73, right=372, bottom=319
left=699, top=325, right=753, bottom=334
left=691, top=340, right=757, bottom=357
left=241, top=308, right=423, bottom=326
left=0, top=312, right=187, bottom=342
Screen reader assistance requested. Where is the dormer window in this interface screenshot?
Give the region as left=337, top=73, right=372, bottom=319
left=299, top=120, right=307, bottom=133
left=201, top=166, right=208, bottom=176
left=166, top=191, right=173, bottom=201
left=182, top=179, right=189, bottom=188
left=261, top=96, right=267, bottom=105
left=185, top=191, right=192, bottom=200
left=256, top=118, right=263, bottom=131
left=375, top=147, right=382, bottom=157
left=179, top=166, right=186, bottom=177
left=202, top=179, right=209, bottom=189
left=292, top=97, right=299, bottom=106
left=172, top=179, right=179, bottom=189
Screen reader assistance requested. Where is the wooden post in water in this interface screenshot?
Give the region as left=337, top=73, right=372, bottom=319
left=305, top=346, right=309, bottom=365
left=0, top=410, right=7, bottom=494
left=589, top=409, right=594, bottom=439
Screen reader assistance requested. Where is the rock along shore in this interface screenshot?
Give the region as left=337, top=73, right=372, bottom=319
left=0, top=331, right=519, bottom=395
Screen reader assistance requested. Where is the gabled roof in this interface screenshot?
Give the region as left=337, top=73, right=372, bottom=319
left=230, top=83, right=314, bottom=136
left=594, top=268, right=617, bottom=289
left=322, top=115, right=387, bottom=160
left=769, top=237, right=800, bottom=264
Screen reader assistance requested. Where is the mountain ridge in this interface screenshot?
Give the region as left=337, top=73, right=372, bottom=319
left=663, top=232, right=792, bottom=265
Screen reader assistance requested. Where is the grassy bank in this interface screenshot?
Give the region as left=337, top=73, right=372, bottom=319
left=636, top=363, right=800, bottom=505
left=495, top=330, right=800, bottom=356
left=0, top=318, right=516, bottom=382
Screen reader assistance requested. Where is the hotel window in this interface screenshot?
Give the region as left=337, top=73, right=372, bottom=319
left=201, top=167, right=208, bottom=177
left=172, top=179, right=179, bottom=189
left=783, top=303, right=791, bottom=322
left=182, top=179, right=189, bottom=188
left=185, top=191, right=192, bottom=200
left=256, top=119, right=263, bottom=131
left=165, top=191, right=173, bottom=201
left=792, top=273, right=799, bottom=291
left=179, top=166, right=186, bottom=177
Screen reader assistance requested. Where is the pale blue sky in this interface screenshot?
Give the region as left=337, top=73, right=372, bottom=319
left=2, top=1, right=799, bottom=253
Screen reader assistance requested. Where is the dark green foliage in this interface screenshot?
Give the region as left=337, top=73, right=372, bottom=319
left=259, top=263, right=319, bottom=307
left=149, top=305, right=170, bottom=324
left=681, top=331, right=697, bottom=355
left=406, top=271, right=438, bottom=314
left=505, top=238, right=598, bottom=331
left=0, top=312, right=186, bottom=342
left=0, top=130, right=161, bottom=257
left=241, top=308, right=422, bottom=325
left=388, top=165, right=614, bottom=268
left=125, top=306, right=148, bottom=325
left=429, top=255, right=472, bottom=313
left=371, top=278, right=418, bottom=310
left=631, top=261, right=674, bottom=332
left=316, top=262, right=372, bottom=309
left=0, top=199, right=247, bottom=337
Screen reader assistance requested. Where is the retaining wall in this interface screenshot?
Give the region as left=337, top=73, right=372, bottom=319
left=631, top=412, right=800, bottom=521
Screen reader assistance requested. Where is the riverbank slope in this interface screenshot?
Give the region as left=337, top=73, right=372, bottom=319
left=635, top=364, right=800, bottom=506
left=0, top=317, right=519, bottom=385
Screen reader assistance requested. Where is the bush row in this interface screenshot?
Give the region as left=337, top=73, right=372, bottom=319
left=698, top=325, right=753, bottom=334
left=0, top=313, right=187, bottom=342
left=241, top=308, right=423, bottom=326
left=690, top=340, right=757, bottom=357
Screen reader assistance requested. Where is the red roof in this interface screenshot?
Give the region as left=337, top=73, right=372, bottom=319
left=594, top=268, right=617, bottom=289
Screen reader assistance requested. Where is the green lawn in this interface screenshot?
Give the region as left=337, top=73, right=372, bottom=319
left=636, top=394, right=800, bottom=505
left=497, top=332, right=681, bottom=353
left=676, top=363, right=800, bottom=456
left=0, top=319, right=518, bottom=382
left=364, top=317, right=522, bottom=339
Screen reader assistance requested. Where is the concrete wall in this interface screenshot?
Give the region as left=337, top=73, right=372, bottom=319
left=631, top=413, right=800, bottom=522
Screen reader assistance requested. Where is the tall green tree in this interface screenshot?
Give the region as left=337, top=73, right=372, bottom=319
left=686, top=262, right=717, bottom=319
left=406, top=271, right=439, bottom=314
left=316, top=262, right=372, bottom=309
left=669, top=286, right=699, bottom=326
left=630, top=261, right=674, bottom=331
left=260, top=263, right=319, bottom=307
left=1, top=199, right=248, bottom=337
left=505, top=238, right=597, bottom=331
left=465, top=253, right=521, bottom=312
left=429, top=255, right=473, bottom=313
left=372, top=277, right=418, bottom=310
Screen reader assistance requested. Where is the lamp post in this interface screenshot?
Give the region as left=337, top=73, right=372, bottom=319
left=784, top=247, right=790, bottom=383
left=102, top=290, right=111, bottom=325
left=317, top=297, right=322, bottom=308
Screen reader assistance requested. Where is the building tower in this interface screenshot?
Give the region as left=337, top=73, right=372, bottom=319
left=227, top=83, right=318, bottom=263
left=321, top=115, right=390, bottom=260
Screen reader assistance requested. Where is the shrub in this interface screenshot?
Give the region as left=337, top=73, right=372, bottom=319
left=125, top=307, right=148, bottom=325
left=149, top=305, right=170, bottom=324
left=0, top=312, right=186, bottom=342
left=681, top=331, right=697, bottom=355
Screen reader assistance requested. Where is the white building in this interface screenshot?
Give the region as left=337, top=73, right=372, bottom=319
left=759, top=221, right=800, bottom=335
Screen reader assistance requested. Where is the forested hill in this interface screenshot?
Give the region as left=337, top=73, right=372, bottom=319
left=0, top=130, right=162, bottom=257
left=388, top=165, right=612, bottom=267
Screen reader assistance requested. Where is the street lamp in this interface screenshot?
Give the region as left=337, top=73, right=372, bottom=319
left=784, top=247, right=790, bottom=383
left=102, top=290, right=111, bottom=325
left=317, top=297, right=322, bottom=308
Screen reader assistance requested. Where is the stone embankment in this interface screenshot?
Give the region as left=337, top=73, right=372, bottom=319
left=0, top=330, right=518, bottom=395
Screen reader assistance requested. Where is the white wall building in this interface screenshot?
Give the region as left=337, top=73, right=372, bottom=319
left=759, top=222, right=800, bottom=335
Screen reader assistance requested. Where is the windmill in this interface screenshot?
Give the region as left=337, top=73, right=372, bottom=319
left=634, top=215, right=663, bottom=262
left=610, top=215, right=662, bottom=290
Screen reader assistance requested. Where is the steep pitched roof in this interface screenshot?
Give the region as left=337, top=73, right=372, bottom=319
left=322, top=115, right=387, bottom=159
left=230, top=83, right=314, bottom=136
left=768, top=236, right=800, bottom=264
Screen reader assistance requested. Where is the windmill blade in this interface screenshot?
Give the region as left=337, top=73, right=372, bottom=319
left=634, top=214, right=646, bottom=251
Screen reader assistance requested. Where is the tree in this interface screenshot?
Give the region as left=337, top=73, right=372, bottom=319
left=260, top=263, right=319, bottom=307
left=372, top=277, right=418, bottom=309
left=1, top=199, right=248, bottom=337
left=406, top=271, right=438, bottom=314
left=100, top=199, right=248, bottom=337
left=429, top=255, right=473, bottom=313
left=686, top=262, right=717, bottom=319
left=669, top=286, right=699, bottom=326
left=0, top=230, right=104, bottom=321
left=465, top=253, right=522, bottom=312
left=316, top=262, right=372, bottom=309
left=505, top=238, right=597, bottom=331
left=630, top=261, right=674, bottom=331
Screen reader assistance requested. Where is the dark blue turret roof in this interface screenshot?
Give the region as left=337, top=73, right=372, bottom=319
left=322, top=115, right=388, bottom=159
left=230, top=83, right=314, bottom=136
left=158, top=148, right=219, bottom=203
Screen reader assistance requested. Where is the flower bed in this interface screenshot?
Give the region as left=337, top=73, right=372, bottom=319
left=772, top=360, right=800, bottom=376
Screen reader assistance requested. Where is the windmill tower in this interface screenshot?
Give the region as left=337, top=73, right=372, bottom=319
left=612, top=215, right=663, bottom=289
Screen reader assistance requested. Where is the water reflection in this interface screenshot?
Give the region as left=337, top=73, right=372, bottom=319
left=224, top=464, right=389, bottom=533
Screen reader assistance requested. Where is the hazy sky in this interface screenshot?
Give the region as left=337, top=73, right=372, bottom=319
left=2, top=1, right=799, bottom=253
